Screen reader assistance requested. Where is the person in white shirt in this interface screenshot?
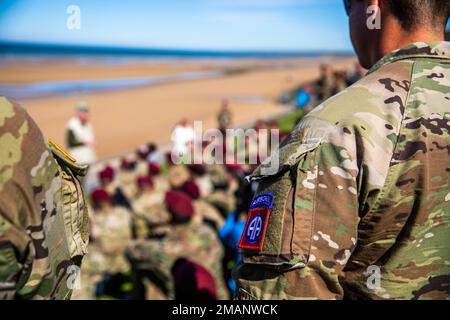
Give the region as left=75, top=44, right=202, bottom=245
left=171, top=118, right=194, bottom=162
left=66, top=103, right=97, bottom=166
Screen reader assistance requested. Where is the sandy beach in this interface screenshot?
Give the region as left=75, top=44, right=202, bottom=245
left=0, top=57, right=354, bottom=160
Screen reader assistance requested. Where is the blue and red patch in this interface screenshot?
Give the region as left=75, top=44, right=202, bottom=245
left=237, top=193, right=273, bottom=251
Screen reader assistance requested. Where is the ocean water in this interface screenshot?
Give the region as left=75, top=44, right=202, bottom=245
left=0, top=42, right=352, bottom=59
left=0, top=70, right=224, bottom=100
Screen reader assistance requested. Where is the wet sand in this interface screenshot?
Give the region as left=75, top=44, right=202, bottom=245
left=0, top=57, right=355, bottom=159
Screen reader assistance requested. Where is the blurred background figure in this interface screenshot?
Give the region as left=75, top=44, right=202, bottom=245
left=217, top=99, right=233, bottom=131
left=333, top=70, right=348, bottom=94
left=315, top=64, right=335, bottom=102
left=73, top=188, right=133, bottom=300
left=146, top=143, right=163, bottom=165
left=346, top=62, right=367, bottom=86
left=295, top=85, right=313, bottom=110
left=131, top=175, right=168, bottom=239
left=171, top=118, right=194, bottom=161
left=126, top=190, right=229, bottom=300
left=66, top=102, right=97, bottom=166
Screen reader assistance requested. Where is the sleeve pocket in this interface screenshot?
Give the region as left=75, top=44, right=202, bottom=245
left=49, top=141, right=90, bottom=259
left=240, top=134, right=321, bottom=270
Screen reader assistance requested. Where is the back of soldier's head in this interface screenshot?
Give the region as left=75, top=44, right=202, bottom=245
left=387, top=0, right=450, bottom=32
left=348, top=0, right=450, bottom=69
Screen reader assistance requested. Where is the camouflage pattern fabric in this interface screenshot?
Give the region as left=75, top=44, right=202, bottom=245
left=131, top=192, right=169, bottom=239
left=154, top=175, right=170, bottom=193
left=91, top=206, right=132, bottom=268
left=73, top=206, right=132, bottom=299
left=316, top=73, right=335, bottom=101
left=206, top=190, right=236, bottom=217
left=126, top=222, right=229, bottom=300
left=193, top=199, right=225, bottom=231
left=234, top=42, right=450, bottom=300
left=119, top=171, right=138, bottom=200
left=136, top=159, right=149, bottom=177
left=168, top=165, right=190, bottom=188
left=0, top=97, right=89, bottom=299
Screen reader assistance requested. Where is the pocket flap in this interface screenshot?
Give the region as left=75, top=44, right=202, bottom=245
left=48, top=139, right=88, bottom=177
left=250, top=129, right=323, bottom=180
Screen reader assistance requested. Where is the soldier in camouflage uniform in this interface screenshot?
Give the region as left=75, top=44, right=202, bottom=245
left=0, top=97, right=89, bottom=299
left=73, top=189, right=132, bottom=300
left=234, top=0, right=450, bottom=300
left=315, top=64, right=336, bottom=102
left=118, top=157, right=139, bottom=201
left=126, top=191, right=229, bottom=300
left=218, top=99, right=233, bottom=131
left=181, top=180, right=225, bottom=232
left=206, top=165, right=237, bottom=218
left=131, top=176, right=168, bottom=239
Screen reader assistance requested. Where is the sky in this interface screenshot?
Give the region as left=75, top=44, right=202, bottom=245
left=0, top=0, right=353, bottom=51
left=0, top=0, right=448, bottom=52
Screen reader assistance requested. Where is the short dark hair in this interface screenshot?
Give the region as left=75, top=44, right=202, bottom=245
left=388, top=0, right=450, bottom=31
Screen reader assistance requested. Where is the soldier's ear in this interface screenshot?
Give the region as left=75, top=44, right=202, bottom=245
left=375, top=0, right=387, bottom=12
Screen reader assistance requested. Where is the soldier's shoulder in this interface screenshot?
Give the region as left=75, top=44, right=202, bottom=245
left=295, top=58, right=415, bottom=145
left=256, top=60, right=418, bottom=177
left=0, top=97, right=86, bottom=176
left=0, top=97, right=33, bottom=131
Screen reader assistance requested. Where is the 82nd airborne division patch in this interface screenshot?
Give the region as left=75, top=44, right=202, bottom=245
left=237, top=193, right=273, bottom=251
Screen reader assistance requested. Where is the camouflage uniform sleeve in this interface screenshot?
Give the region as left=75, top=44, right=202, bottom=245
left=0, top=98, right=52, bottom=298
left=0, top=211, right=28, bottom=299
left=234, top=119, right=359, bottom=300
left=0, top=97, right=89, bottom=299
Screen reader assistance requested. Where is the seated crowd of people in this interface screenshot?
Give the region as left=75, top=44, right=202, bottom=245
left=74, top=139, right=261, bottom=300
left=73, top=63, right=362, bottom=300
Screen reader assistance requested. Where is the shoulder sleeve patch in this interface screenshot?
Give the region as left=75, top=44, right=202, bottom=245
left=237, top=193, right=273, bottom=251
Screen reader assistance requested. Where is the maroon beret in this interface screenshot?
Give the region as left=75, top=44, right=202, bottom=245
left=136, top=145, right=149, bottom=160
left=121, top=157, right=136, bottom=170
left=225, top=163, right=243, bottom=173
left=172, top=259, right=217, bottom=301
left=148, top=162, right=161, bottom=176
left=181, top=181, right=201, bottom=200
left=137, top=176, right=154, bottom=189
left=165, top=152, right=175, bottom=166
left=98, top=165, right=115, bottom=182
left=91, top=189, right=111, bottom=204
left=165, top=191, right=194, bottom=219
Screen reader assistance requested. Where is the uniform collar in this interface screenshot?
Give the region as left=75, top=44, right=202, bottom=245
left=368, top=41, right=450, bottom=75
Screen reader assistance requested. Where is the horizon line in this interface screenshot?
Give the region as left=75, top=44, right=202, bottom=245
left=0, top=40, right=355, bottom=58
